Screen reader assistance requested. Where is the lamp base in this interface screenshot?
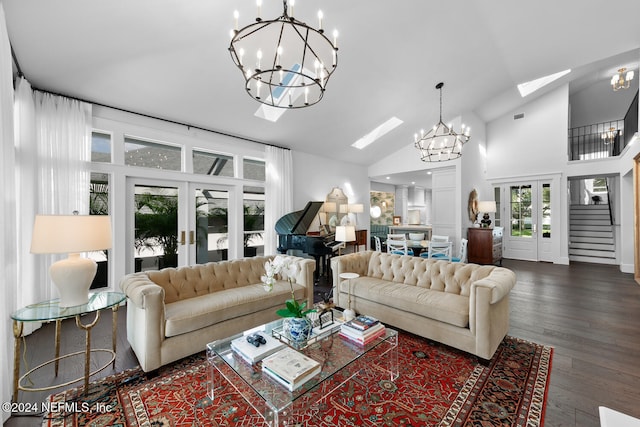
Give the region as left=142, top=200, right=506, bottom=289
left=480, top=213, right=492, bottom=228
left=49, top=253, right=97, bottom=307
left=343, top=308, right=356, bottom=321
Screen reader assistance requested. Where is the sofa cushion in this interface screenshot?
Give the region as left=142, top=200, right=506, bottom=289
left=147, top=257, right=269, bottom=304
left=340, top=277, right=469, bottom=328
left=366, top=251, right=497, bottom=296
left=164, top=280, right=306, bottom=337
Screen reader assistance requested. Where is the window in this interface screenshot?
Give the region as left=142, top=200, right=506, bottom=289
left=243, top=186, right=265, bottom=256
left=91, top=132, right=111, bottom=163
left=89, top=172, right=110, bottom=288
left=125, top=137, right=182, bottom=171
left=493, top=187, right=501, bottom=227
left=510, top=185, right=532, bottom=237
left=193, top=150, right=234, bottom=177
left=541, top=184, right=551, bottom=238
left=243, top=158, right=265, bottom=181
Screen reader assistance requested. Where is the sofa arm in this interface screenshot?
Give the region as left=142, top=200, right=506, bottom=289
left=119, top=272, right=166, bottom=372
left=330, top=252, right=372, bottom=307
left=469, top=267, right=516, bottom=359
left=283, top=256, right=316, bottom=308
left=472, top=268, right=516, bottom=304
left=120, top=272, right=165, bottom=309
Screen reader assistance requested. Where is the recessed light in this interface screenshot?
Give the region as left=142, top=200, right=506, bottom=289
left=386, top=176, right=390, bottom=180
left=352, top=117, right=404, bottom=149
left=426, top=171, right=432, bottom=175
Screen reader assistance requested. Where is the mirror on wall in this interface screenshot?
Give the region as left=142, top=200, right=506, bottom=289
left=325, top=187, right=348, bottom=230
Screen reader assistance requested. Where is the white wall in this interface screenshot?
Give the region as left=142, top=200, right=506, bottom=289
left=291, top=151, right=370, bottom=239
left=487, top=85, right=569, bottom=179
left=460, top=111, right=492, bottom=229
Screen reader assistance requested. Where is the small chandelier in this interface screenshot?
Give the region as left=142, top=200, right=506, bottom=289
left=601, top=127, right=618, bottom=145
left=229, top=0, right=339, bottom=109
left=611, top=67, right=634, bottom=91
left=414, top=82, right=470, bottom=162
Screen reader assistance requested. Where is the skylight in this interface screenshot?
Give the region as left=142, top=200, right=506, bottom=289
left=517, top=69, right=571, bottom=97
left=254, top=64, right=303, bottom=122
left=352, top=117, right=404, bottom=149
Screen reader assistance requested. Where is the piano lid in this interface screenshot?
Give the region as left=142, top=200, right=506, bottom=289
left=275, top=201, right=324, bottom=235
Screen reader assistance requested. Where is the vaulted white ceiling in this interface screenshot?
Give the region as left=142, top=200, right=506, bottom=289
left=4, top=0, right=640, bottom=168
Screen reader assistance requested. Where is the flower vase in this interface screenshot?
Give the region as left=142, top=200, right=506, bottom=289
left=283, top=317, right=312, bottom=346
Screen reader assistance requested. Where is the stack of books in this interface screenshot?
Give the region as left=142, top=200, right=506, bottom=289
left=339, top=315, right=386, bottom=346
left=230, top=333, right=285, bottom=364
left=262, top=347, right=321, bottom=392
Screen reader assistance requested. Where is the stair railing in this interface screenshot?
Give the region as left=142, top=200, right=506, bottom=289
left=605, top=177, right=614, bottom=225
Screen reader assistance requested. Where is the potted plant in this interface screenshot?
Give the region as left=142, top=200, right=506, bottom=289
left=134, top=192, right=179, bottom=269
left=262, top=256, right=315, bottom=345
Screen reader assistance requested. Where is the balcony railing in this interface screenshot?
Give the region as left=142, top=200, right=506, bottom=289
left=568, top=120, right=624, bottom=160
left=569, top=89, right=639, bottom=161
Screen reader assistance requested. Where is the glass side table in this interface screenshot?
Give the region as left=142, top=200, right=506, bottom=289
left=10, top=291, right=126, bottom=403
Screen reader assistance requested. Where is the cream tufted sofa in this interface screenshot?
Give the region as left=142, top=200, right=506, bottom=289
left=331, top=251, right=516, bottom=360
left=120, top=255, right=315, bottom=372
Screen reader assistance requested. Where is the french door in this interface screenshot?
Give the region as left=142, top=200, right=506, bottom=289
left=126, top=178, right=234, bottom=273
left=500, top=180, right=553, bottom=262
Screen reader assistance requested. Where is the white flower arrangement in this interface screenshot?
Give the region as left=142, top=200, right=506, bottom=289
left=261, top=255, right=313, bottom=318
left=261, top=255, right=298, bottom=292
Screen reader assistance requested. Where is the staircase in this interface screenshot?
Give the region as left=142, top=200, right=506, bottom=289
left=569, top=204, right=615, bottom=264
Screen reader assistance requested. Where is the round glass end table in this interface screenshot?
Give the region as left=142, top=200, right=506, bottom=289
left=10, top=291, right=126, bottom=403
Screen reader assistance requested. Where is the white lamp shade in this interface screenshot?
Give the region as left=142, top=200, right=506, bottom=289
left=335, top=225, right=356, bottom=242
left=30, top=215, right=112, bottom=307
left=30, top=215, right=112, bottom=254
left=476, top=201, right=497, bottom=213
left=348, top=203, right=364, bottom=213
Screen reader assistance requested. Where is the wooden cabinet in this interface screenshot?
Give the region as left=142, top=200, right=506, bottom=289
left=467, top=227, right=502, bottom=265
left=354, top=229, right=367, bottom=252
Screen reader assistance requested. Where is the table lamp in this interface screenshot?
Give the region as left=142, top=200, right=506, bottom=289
left=30, top=214, right=112, bottom=307
left=477, top=201, right=497, bottom=228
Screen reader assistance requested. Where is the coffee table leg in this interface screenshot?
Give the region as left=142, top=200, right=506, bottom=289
left=54, top=319, right=61, bottom=376
left=76, top=311, right=101, bottom=395
left=387, top=333, right=399, bottom=381
left=112, top=304, right=119, bottom=368
left=12, top=320, right=23, bottom=403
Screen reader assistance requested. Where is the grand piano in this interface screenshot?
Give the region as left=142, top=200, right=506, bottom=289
left=275, top=201, right=342, bottom=282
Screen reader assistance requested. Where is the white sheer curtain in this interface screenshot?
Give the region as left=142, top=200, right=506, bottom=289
left=32, top=90, right=92, bottom=299
left=0, top=4, right=18, bottom=421
left=263, top=146, right=293, bottom=255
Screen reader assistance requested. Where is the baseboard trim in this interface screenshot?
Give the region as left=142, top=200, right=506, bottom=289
left=620, top=263, right=634, bottom=274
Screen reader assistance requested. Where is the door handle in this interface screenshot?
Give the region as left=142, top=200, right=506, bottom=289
left=180, top=231, right=186, bottom=245
left=189, top=230, right=195, bottom=245
left=532, top=223, right=537, bottom=234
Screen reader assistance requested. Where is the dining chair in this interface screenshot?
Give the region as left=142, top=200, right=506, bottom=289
left=431, top=235, right=449, bottom=242
left=451, top=238, right=468, bottom=263
left=387, top=234, right=413, bottom=256
left=427, top=241, right=452, bottom=261
left=374, top=236, right=382, bottom=252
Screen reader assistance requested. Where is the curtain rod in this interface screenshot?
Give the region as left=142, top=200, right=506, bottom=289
left=31, top=86, right=289, bottom=151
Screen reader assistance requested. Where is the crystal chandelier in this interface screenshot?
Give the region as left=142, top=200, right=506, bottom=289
left=611, top=67, right=634, bottom=91
left=414, top=82, right=470, bottom=162
left=229, top=0, right=339, bottom=109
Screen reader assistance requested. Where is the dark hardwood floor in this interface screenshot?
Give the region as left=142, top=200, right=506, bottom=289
left=5, top=259, right=640, bottom=426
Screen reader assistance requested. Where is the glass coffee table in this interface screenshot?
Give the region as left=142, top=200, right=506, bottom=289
left=206, top=312, right=398, bottom=426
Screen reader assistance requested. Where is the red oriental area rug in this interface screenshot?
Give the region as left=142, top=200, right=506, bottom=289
left=42, top=333, right=552, bottom=426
